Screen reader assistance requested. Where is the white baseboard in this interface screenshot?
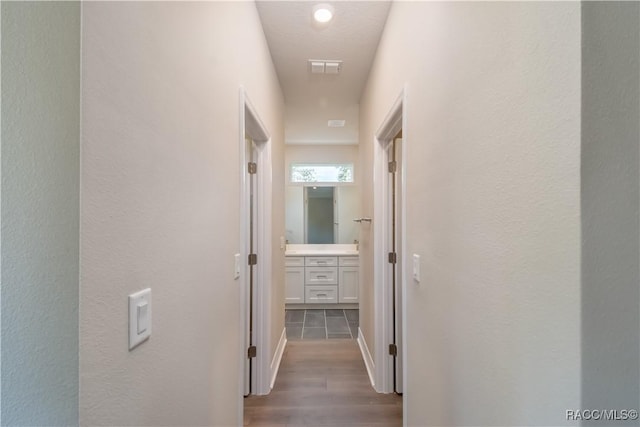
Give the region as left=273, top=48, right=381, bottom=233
left=270, top=328, right=287, bottom=389
left=357, top=327, right=375, bottom=389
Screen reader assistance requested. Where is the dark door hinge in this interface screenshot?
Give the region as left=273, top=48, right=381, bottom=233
left=388, top=252, right=397, bottom=264
left=248, top=253, right=257, bottom=265
left=388, top=161, right=397, bottom=173
left=248, top=162, right=257, bottom=174
left=248, top=346, right=257, bottom=358
left=389, top=343, right=398, bottom=357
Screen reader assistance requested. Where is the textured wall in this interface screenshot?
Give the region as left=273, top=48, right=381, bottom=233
left=360, top=2, right=581, bottom=425
left=1, top=2, right=80, bottom=425
left=581, top=2, right=640, bottom=424
left=80, top=2, right=283, bottom=425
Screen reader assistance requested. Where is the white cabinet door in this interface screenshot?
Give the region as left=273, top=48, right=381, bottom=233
left=338, top=266, right=359, bottom=303
left=285, top=267, right=305, bottom=304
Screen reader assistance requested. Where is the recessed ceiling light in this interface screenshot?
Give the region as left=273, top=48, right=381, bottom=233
left=313, top=4, right=334, bottom=23
left=328, top=120, right=345, bottom=128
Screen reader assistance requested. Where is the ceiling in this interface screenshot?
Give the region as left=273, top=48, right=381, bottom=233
left=255, top=1, right=392, bottom=145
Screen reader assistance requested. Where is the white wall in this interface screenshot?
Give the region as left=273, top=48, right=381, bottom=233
left=360, top=2, right=581, bottom=425
left=80, top=2, right=283, bottom=425
left=1, top=2, right=80, bottom=424
left=581, top=2, right=639, bottom=423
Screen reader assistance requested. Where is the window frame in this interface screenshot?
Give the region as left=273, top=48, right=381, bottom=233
left=289, top=163, right=355, bottom=185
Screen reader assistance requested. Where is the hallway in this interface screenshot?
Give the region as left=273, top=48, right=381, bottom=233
left=244, top=340, right=402, bottom=426
left=2, top=1, right=638, bottom=425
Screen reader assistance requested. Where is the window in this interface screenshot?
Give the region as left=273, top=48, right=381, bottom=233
left=290, top=163, right=354, bottom=183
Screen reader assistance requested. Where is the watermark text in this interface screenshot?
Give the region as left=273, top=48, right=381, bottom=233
left=566, top=409, right=638, bottom=421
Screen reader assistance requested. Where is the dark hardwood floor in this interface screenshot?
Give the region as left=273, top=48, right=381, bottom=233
left=244, top=339, right=402, bottom=426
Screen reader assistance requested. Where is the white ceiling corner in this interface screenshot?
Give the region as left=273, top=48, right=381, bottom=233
left=255, top=1, right=392, bottom=145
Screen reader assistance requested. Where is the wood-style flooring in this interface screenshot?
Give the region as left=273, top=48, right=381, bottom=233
left=244, top=339, right=402, bottom=426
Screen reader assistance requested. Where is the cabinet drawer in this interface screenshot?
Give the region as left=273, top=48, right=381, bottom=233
left=339, top=256, right=359, bottom=267
left=305, top=256, right=338, bottom=267
left=305, top=267, right=338, bottom=285
left=305, top=286, right=338, bottom=304
left=285, top=256, right=305, bottom=267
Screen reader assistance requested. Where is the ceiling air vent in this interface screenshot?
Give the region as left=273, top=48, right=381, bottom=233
left=310, top=61, right=325, bottom=74
left=324, top=62, right=340, bottom=74
left=328, top=120, right=345, bottom=128
left=308, top=60, right=342, bottom=74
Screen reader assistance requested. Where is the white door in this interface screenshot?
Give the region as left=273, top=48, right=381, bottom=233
left=388, top=135, right=403, bottom=394
left=240, top=91, right=273, bottom=405
left=393, top=137, right=404, bottom=394
left=245, top=137, right=258, bottom=396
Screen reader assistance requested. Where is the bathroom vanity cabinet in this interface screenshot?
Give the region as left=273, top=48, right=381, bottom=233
left=285, top=253, right=359, bottom=305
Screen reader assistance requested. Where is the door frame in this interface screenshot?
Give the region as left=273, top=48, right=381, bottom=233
left=373, top=86, right=407, bottom=400
left=238, top=87, right=273, bottom=408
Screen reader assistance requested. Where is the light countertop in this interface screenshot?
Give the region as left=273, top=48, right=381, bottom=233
left=285, top=244, right=358, bottom=256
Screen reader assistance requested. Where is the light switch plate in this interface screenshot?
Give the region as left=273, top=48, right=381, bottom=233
left=413, top=254, right=421, bottom=283
left=129, top=288, right=151, bottom=350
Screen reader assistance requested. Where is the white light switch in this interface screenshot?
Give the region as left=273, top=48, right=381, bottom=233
left=412, top=254, right=421, bottom=283
left=137, top=302, right=148, bottom=334
left=234, top=253, right=240, bottom=280
left=129, top=288, right=151, bottom=350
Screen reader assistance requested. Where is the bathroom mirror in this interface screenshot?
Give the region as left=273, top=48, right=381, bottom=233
left=285, top=185, right=359, bottom=244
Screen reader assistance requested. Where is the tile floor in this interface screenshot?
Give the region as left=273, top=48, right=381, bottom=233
left=285, top=309, right=359, bottom=340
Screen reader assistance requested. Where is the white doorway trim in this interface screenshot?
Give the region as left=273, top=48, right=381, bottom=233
left=238, top=87, right=273, bottom=413
left=373, top=86, right=407, bottom=400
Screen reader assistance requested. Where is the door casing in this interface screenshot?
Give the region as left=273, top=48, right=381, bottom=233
left=373, top=86, right=407, bottom=409
left=238, top=87, right=273, bottom=417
